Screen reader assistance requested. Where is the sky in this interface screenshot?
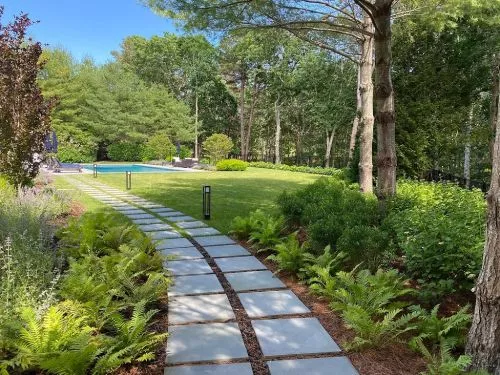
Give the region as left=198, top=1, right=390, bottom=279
left=2, top=0, right=179, bottom=64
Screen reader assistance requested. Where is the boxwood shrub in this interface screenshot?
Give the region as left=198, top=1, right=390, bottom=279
left=249, top=161, right=346, bottom=178
left=216, top=159, right=248, bottom=171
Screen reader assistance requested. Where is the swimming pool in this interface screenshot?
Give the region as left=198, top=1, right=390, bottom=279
left=83, top=164, right=181, bottom=173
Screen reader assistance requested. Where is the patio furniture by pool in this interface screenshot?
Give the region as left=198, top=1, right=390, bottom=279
left=53, top=159, right=83, bottom=173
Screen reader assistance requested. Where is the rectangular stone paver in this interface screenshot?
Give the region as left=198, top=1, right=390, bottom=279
left=204, top=244, right=250, bottom=258
left=158, top=211, right=184, bottom=217
left=176, top=221, right=208, bottom=229
left=167, top=323, right=248, bottom=364
left=267, top=357, right=358, bottom=375
left=132, top=218, right=163, bottom=225
left=169, top=294, right=234, bottom=324
left=140, top=203, right=163, bottom=209
left=239, top=290, right=310, bottom=318
left=167, top=259, right=213, bottom=276
left=193, top=235, right=235, bottom=247
left=126, top=213, right=156, bottom=220
left=160, top=246, right=204, bottom=260
left=168, top=215, right=197, bottom=223
left=150, top=207, right=174, bottom=213
left=114, top=205, right=138, bottom=211
left=122, top=209, right=147, bottom=215
left=165, top=363, right=253, bottom=375
left=169, top=274, right=224, bottom=296
left=185, top=227, right=220, bottom=237
left=150, top=231, right=182, bottom=240
left=215, top=256, right=266, bottom=273
left=138, top=223, right=173, bottom=232
left=252, top=318, right=340, bottom=356
left=157, top=238, right=194, bottom=249
left=225, top=270, right=286, bottom=292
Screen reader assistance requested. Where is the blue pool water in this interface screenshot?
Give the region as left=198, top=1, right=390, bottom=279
left=83, top=164, right=180, bottom=173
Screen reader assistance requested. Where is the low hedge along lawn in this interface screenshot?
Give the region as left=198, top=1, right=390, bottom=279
left=216, top=159, right=248, bottom=171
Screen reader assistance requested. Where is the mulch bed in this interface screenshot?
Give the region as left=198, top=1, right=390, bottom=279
left=246, top=241, right=428, bottom=375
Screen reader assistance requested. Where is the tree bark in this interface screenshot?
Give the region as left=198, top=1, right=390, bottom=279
left=239, top=73, right=246, bottom=160
left=325, top=129, right=335, bottom=168
left=373, top=0, right=397, bottom=199
left=348, top=65, right=362, bottom=166
left=464, top=104, right=474, bottom=188
left=194, top=91, right=199, bottom=159
left=274, top=98, right=281, bottom=164
left=466, top=54, right=500, bottom=375
left=358, top=15, right=375, bottom=194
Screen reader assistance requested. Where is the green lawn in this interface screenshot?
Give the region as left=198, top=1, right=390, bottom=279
left=56, top=167, right=321, bottom=232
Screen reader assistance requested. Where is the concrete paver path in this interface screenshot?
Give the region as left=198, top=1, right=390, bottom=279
left=65, top=177, right=358, bottom=375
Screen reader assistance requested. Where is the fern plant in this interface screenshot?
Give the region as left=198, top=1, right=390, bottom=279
left=409, top=304, right=471, bottom=352
left=414, top=338, right=483, bottom=375
left=266, top=233, right=308, bottom=274
left=93, top=300, right=168, bottom=374
left=330, top=268, right=413, bottom=316
left=229, top=209, right=268, bottom=240
left=249, top=215, right=285, bottom=251
left=301, top=245, right=346, bottom=281
left=1, top=301, right=100, bottom=374
left=342, top=304, right=419, bottom=350
left=307, top=265, right=338, bottom=298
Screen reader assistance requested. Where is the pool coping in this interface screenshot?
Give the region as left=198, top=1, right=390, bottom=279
left=78, top=163, right=204, bottom=173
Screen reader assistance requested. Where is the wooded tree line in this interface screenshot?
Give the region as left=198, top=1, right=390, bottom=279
left=41, top=1, right=498, bottom=193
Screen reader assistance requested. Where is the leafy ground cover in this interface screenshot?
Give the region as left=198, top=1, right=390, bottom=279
left=230, top=175, right=487, bottom=374
left=0, top=176, right=171, bottom=374
left=58, top=167, right=321, bottom=232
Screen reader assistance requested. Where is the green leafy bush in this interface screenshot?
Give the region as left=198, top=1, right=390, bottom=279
left=179, top=145, right=192, bottom=159
left=278, top=178, right=379, bottom=250
left=384, top=181, right=486, bottom=298
left=249, top=161, right=347, bottom=178
left=142, top=132, right=175, bottom=161
left=336, top=225, right=390, bottom=272
left=107, top=142, right=144, bottom=161
left=202, top=134, right=233, bottom=164
left=216, top=159, right=248, bottom=171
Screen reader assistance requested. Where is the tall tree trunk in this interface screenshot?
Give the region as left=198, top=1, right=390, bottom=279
left=194, top=92, right=199, bottom=159
left=466, top=54, right=500, bottom=374
left=244, top=91, right=258, bottom=161
left=464, top=104, right=474, bottom=188
left=325, top=129, right=335, bottom=168
left=274, top=98, right=281, bottom=164
left=358, top=15, right=375, bottom=194
left=348, top=65, right=362, bottom=166
left=239, top=74, right=246, bottom=160
left=373, top=0, right=397, bottom=198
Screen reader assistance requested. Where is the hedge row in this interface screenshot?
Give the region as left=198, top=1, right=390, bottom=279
left=249, top=161, right=346, bottom=178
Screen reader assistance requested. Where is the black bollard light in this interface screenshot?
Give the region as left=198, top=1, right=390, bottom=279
left=202, top=185, right=211, bottom=220
left=93, top=164, right=97, bottom=178
left=126, top=171, right=132, bottom=190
